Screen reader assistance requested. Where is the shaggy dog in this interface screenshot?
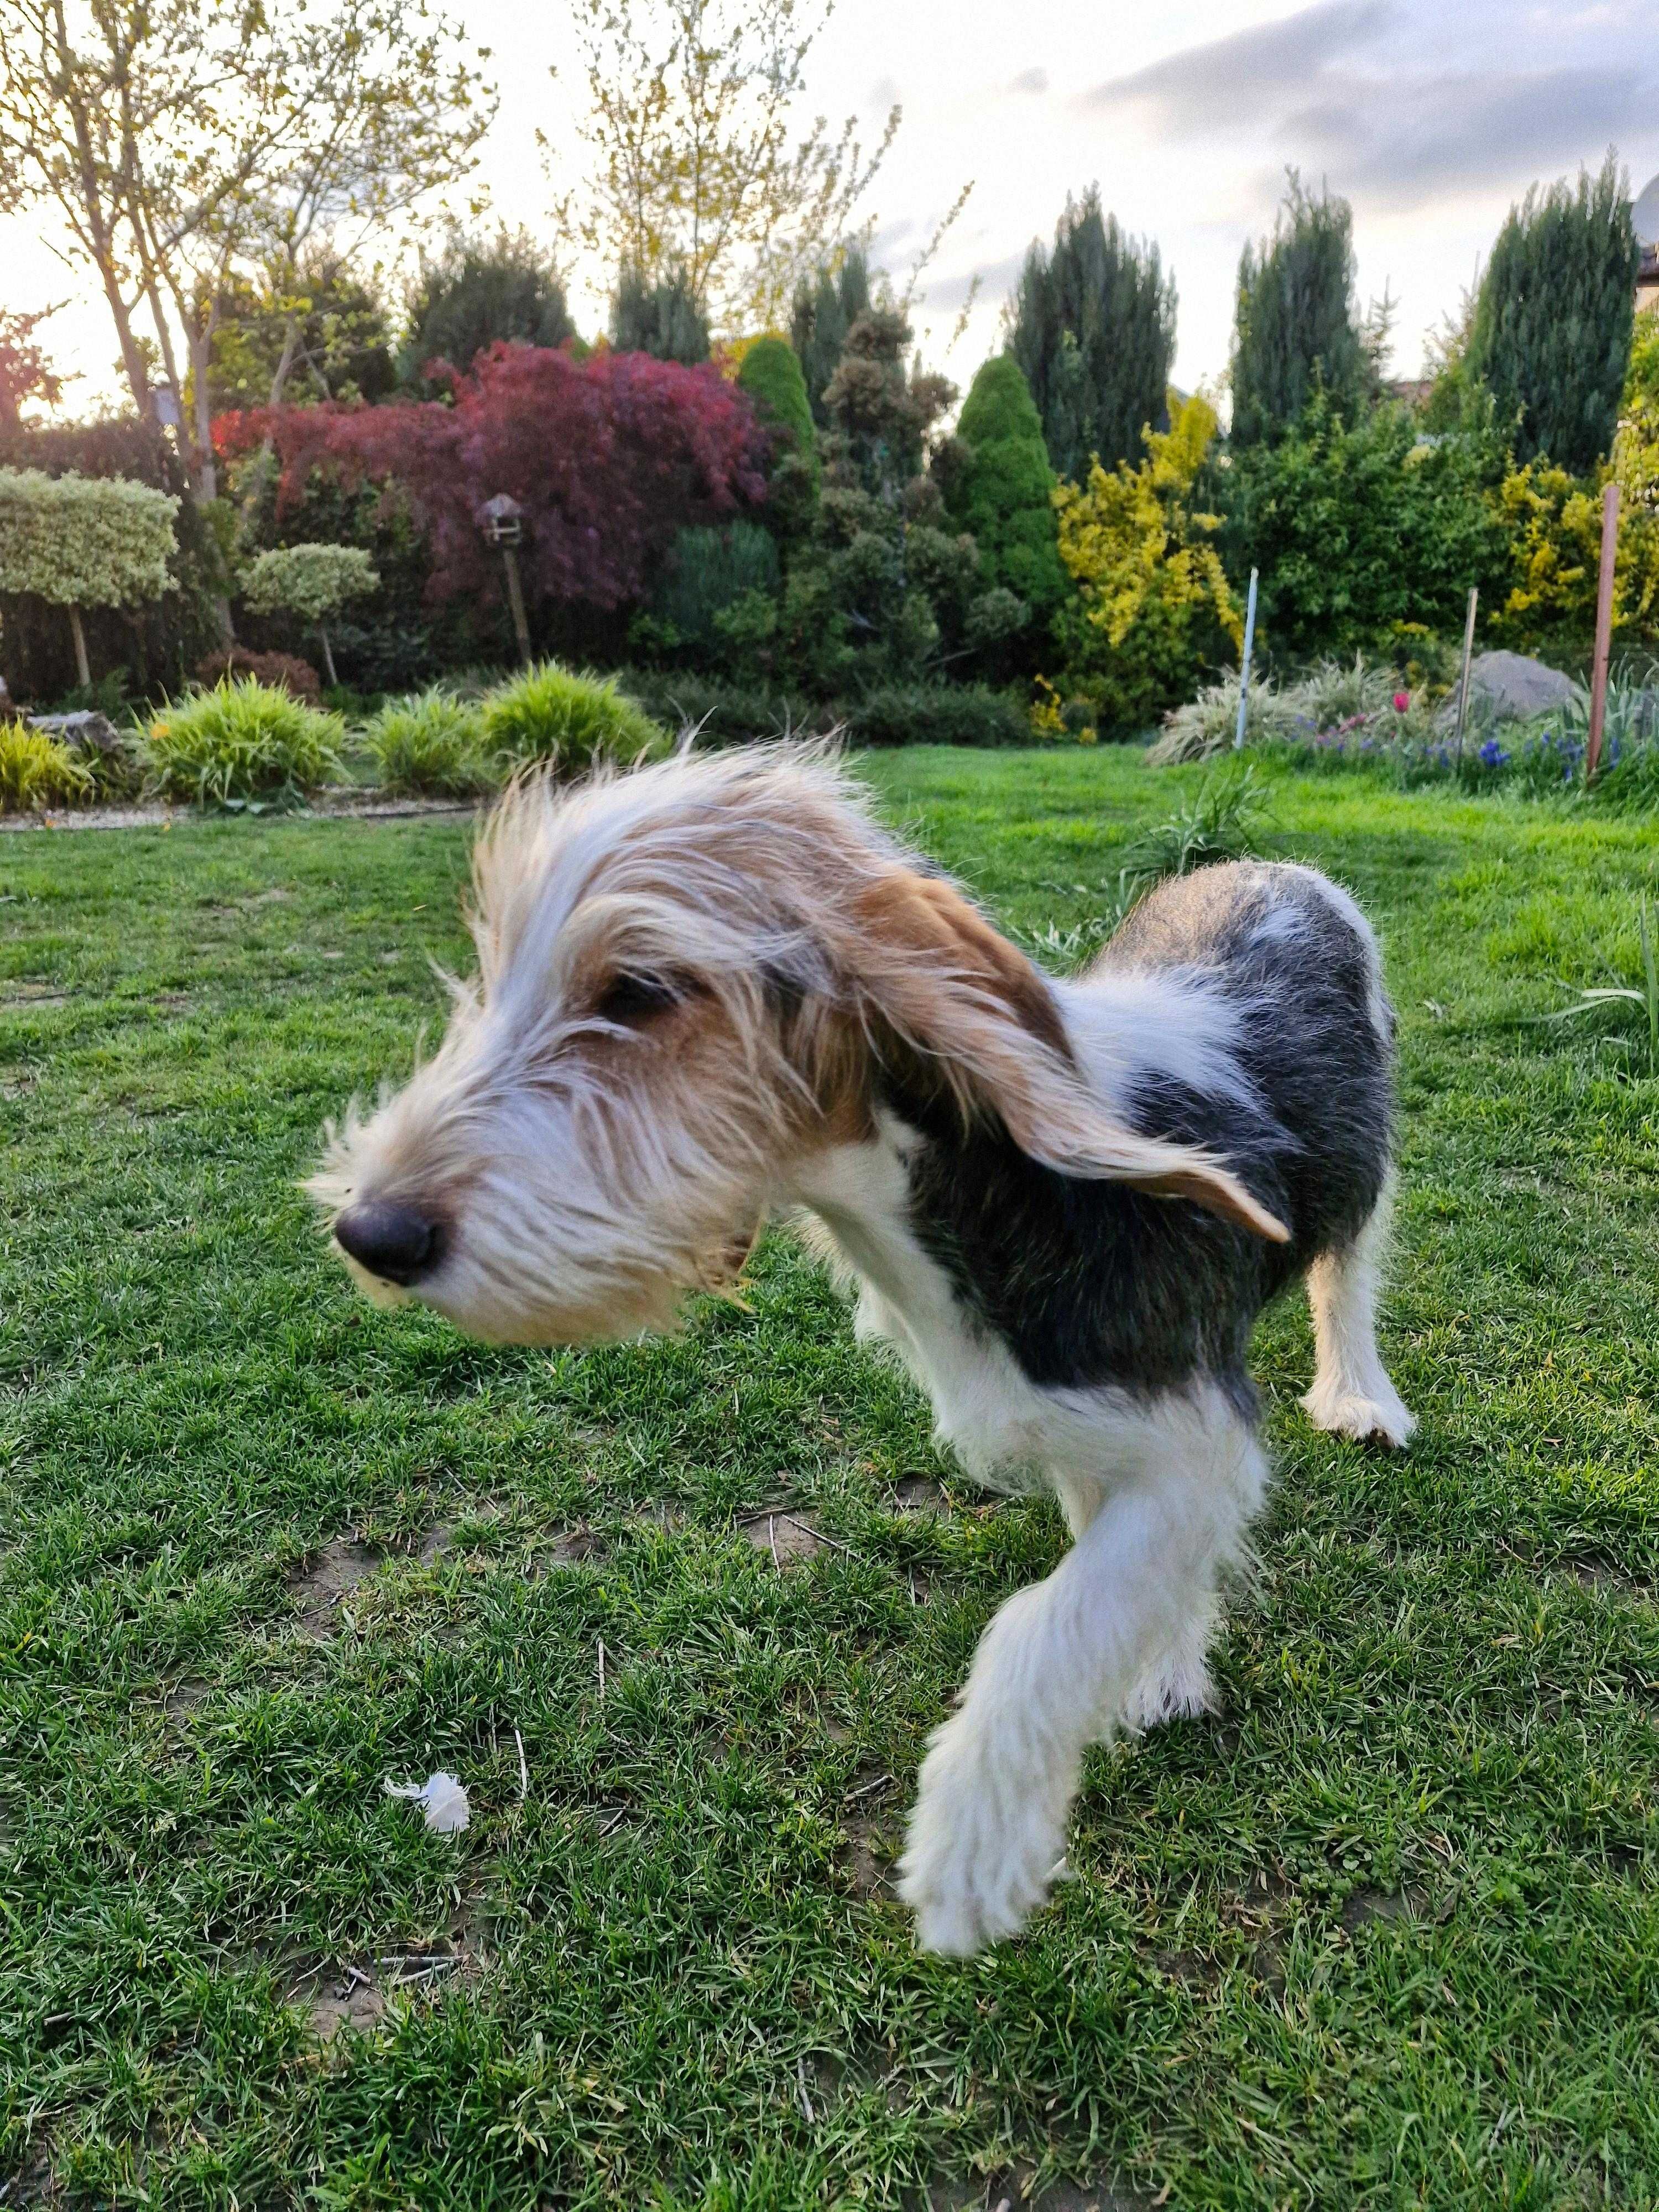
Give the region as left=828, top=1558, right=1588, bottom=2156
left=311, top=745, right=1413, bottom=1955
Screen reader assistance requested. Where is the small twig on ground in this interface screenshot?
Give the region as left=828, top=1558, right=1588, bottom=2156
left=797, top=2053, right=815, bottom=2125
left=596, top=1806, right=628, bottom=1837
left=778, top=1511, right=856, bottom=1558
left=769, top=1513, right=780, bottom=1567
left=843, top=1773, right=891, bottom=1803
left=514, top=1726, right=528, bottom=1799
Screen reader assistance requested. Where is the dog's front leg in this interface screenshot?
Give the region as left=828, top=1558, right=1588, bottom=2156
left=898, top=1399, right=1266, bottom=1955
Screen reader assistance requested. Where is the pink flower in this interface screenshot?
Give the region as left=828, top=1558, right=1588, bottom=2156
left=1392, top=690, right=1411, bottom=712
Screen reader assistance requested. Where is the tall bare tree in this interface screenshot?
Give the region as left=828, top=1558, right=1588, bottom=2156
left=546, top=0, right=899, bottom=338
left=0, top=0, right=493, bottom=499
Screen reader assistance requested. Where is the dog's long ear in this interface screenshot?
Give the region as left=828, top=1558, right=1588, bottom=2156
left=844, top=870, right=1290, bottom=1244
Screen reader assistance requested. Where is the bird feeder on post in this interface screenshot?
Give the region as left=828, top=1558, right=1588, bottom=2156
left=481, top=494, right=533, bottom=668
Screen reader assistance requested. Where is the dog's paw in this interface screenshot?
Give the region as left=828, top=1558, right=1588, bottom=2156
left=896, top=1717, right=1070, bottom=1956
left=1301, top=1376, right=1416, bottom=1450
left=1122, top=1648, right=1218, bottom=1733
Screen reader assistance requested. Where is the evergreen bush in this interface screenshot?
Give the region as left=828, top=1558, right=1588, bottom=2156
left=946, top=356, right=1066, bottom=621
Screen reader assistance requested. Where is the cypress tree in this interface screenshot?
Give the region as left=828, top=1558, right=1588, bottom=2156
left=946, top=355, right=1066, bottom=616
left=735, top=337, right=816, bottom=460
left=789, top=247, right=872, bottom=426
left=611, top=265, right=710, bottom=364
left=1465, top=154, right=1639, bottom=472
left=1007, top=187, right=1176, bottom=479
left=1230, top=174, right=1370, bottom=449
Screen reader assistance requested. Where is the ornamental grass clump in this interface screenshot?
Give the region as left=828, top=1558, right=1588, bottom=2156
left=145, top=679, right=345, bottom=804
left=0, top=720, right=95, bottom=812
left=1149, top=670, right=1300, bottom=763
left=479, top=661, right=666, bottom=775
left=361, top=690, right=493, bottom=797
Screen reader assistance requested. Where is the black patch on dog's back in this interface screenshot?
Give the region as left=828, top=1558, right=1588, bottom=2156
left=881, top=863, right=1393, bottom=1410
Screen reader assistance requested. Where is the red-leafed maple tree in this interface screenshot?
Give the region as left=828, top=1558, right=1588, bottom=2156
left=244, top=343, right=769, bottom=612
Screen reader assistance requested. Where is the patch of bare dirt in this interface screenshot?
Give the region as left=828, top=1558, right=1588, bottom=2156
left=742, top=1507, right=826, bottom=1565
left=839, top=1804, right=897, bottom=1900
left=305, top=1969, right=387, bottom=2041
left=892, top=1477, right=950, bottom=1515
left=0, top=982, right=68, bottom=1004
left=1342, top=1884, right=1432, bottom=1933
left=288, top=1536, right=380, bottom=1637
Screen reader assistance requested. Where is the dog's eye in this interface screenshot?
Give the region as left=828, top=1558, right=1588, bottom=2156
left=595, top=971, right=680, bottom=1024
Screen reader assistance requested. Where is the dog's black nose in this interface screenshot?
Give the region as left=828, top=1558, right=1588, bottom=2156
left=332, top=1200, right=441, bottom=1285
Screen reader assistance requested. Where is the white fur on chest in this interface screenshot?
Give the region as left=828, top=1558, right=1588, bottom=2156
left=790, top=1118, right=1180, bottom=1503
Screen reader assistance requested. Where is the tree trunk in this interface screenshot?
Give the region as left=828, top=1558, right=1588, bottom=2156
left=319, top=625, right=339, bottom=688
left=67, top=604, right=92, bottom=690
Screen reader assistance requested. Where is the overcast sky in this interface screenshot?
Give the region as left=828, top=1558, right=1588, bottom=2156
left=8, top=0, right=1659, bottom=412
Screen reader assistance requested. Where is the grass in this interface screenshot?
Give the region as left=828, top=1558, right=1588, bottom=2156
left=145, top=679, right=346, bottom=805
left=2, top=747, right=1658, bottom=2209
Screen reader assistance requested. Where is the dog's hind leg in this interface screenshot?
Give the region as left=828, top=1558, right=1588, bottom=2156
left=1301, top=1184, right=1415, bottom=1449
left=898, top=1390, right=1266, bottom=1955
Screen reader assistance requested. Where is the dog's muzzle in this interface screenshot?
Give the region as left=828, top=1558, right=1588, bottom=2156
left=332, top=1199, right=442, bottom=1286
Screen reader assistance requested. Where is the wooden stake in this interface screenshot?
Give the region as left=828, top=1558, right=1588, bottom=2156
left=1453, top=586, right=1478, bottom=759
left=67, top=604, right=91, bottom=690
left=1233, top=568, right=1259, bottom=749
left=501, top=545, right=533, bottom=667
left=1586, top=480, right=1621, bottom=784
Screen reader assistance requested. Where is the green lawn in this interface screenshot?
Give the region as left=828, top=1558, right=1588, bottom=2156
left=2, top=748, right=1657, bottom=2211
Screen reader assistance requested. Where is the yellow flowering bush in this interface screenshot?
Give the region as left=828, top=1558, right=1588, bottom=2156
left=1492, top=404, right=1659, bottom=653
left=1047, top=393, right=1242, bottom=733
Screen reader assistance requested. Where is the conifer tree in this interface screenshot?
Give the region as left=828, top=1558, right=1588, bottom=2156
left=611, top=264, right=710, bottom=364
left=1007, top=189, right=1176, bottom=478
left=789, top=248, right=872, bottom=426
left=1230, top=174, right=1371, bottom=449
left=946, top=355, right=1065, bottom=616
left=1465, top=154, right=1639, bottom=472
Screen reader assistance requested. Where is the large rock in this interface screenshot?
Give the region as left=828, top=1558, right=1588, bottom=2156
left=1453, top=650, right=1582, bottom=723
left=29, top=709, right=127, bottom=757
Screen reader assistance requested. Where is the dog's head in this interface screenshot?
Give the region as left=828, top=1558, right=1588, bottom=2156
left=309, top=745, right=1286, bottom=1344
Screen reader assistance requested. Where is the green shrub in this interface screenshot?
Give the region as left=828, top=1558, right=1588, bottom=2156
left=946, top=356, right=1066, bottom=619
left=735, top=337, right=816, bottom=463
left=0, top=719, right=95, bottom=811
left=478, top=661, right=666, bottom=774
left=651, top=525, right=782, bottom=656
left=848, top=684, right=1030, bottom=748
left=145, top=679, right=345, bottom=802
left=241, top=544, right=379, bottom=625
left=361, top=689, right=493, bottom=796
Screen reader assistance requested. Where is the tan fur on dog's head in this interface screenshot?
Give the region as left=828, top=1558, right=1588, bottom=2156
left=310, top=745, right=1285, bottom=1345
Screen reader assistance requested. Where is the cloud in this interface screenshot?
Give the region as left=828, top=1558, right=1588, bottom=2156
left=1082, top=0, right=1395, bottom=128
left=923, top=249, right=1027, bottom=312
left=1300, top=66, right=1657, bottom=207
left=1081, top=1, right=1659, bottom=214
left=1008, top=66, right=1048, bottom=95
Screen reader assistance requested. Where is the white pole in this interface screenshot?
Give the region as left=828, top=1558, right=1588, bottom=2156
left=1234, top=567, right=1259, bottom=749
